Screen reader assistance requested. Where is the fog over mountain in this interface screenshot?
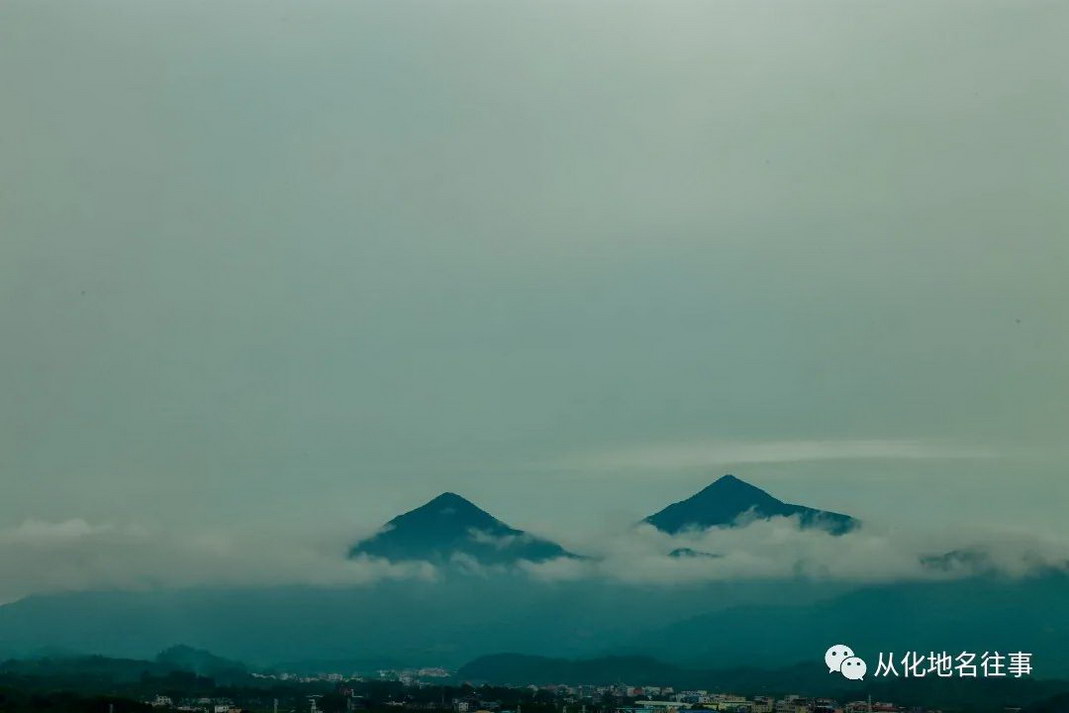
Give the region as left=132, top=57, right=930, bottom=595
left=1, top=0, right=1066, bottom=691
left=2, top=476, right=1069, bottom=675
left=3, top=563, right=1069, bottom=676
left=2, top=0, right=1067, bottom=562
left=2, top=474, right=1068, bottom=605
left=644, top=474, right=858, bottom=535
left=349, top=492, right=578, bottom=565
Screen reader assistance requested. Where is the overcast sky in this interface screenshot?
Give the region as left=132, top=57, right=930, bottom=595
left=2, top=0, right=1067, bottom=590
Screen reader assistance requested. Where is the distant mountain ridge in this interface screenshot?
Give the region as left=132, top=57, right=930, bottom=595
left=352, top=476, right=858, bottom=569
left=644, top=474, right=858, bottom=535
left=155, top=644, right=246, bottom=678
left=0, top=645, right=248, bottom=684
left=3, top=575, right=1069, bottom=676
left=349, top=492, right=578, bottom=565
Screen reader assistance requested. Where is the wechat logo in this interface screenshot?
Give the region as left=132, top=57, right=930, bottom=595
left=825, top=644, right=867, bottom=680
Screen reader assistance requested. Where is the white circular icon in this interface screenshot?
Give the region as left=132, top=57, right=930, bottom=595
left=840, top=655, right=867, bottom=680
left=824, top=644, right=855, bottom=673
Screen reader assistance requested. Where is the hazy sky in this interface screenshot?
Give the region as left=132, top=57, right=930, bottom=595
left=2, top=0, right=1067, bottom=594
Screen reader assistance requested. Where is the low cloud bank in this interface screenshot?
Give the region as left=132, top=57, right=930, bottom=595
left=521, top=517, right=1069, bottom=584
left=2, top=515, right=1067, bottom=602
left=0, top=519, right=433, bottom=603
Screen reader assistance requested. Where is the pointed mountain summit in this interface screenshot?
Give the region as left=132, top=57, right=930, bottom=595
left=644, top=474, right=858, bottom=535
left=349, top=492, right=577, bottom=565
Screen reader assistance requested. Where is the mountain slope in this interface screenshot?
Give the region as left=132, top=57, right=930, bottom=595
left=2, top=576, right=1068, bottom=675
left=155, top=644, right=246, bottom=678
left=0, top=579, right=835, bottom=668
left=622, top=572, right=1069, bottom=676
left=349, top=492, right=577, bottom=565
left=0, top=645, right=248, bottom=684
left=644, top=474, right=858, bottom=535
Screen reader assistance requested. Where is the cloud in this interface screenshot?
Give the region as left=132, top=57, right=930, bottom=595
left=561, top=439, right=995, bottom=471
left=0, top=519, right=117, bottom=542
left=520, top=517, right=1069, bottom=585
left=2, top=514, right=1066, bottom=602
left=467, top=528, right=523, bottom=550
left=0, top=0, right=1066, bottom=552
left=0, top=519, right=435, bottom=604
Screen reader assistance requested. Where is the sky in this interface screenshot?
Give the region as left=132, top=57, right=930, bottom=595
left=1, top=1, right=1067, bottom=599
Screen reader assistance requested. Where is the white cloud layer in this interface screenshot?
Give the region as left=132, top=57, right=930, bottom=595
left=521, top=517, right=1069, bottom=585
left=2, top=513, right=1067, bottom=603
left=0, top=519, right=434, bottom=604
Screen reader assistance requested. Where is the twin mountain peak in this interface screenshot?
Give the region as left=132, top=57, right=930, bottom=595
left=348, top=475, right=858, bottom=565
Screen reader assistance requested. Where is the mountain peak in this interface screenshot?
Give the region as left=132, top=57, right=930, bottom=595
left=430, top=491, right=467, bottom=503
left=701, top=474, right=764, bottom=494
left=349, top=492, right=578, bottom=565
left=422, top=491, right=487, bottom=513
left=644, top=474, right=857, bottom=535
